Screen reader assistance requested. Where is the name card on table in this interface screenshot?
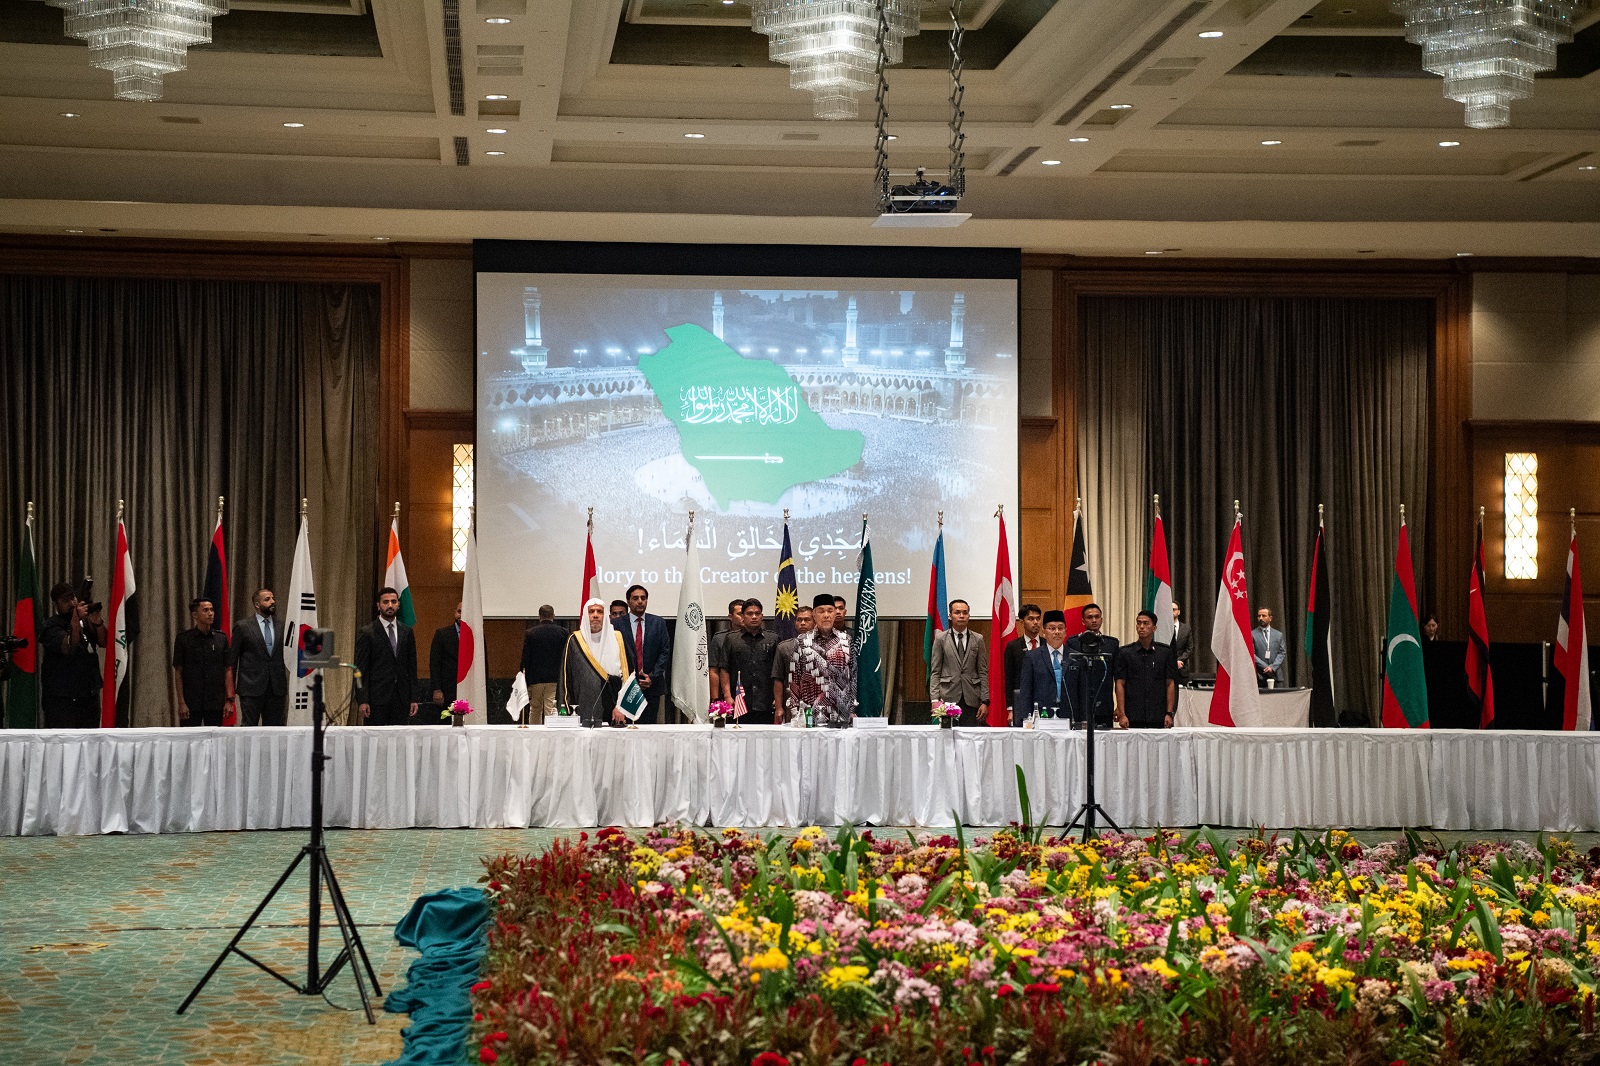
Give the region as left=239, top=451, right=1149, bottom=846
left=545, top=716, right=582, bottom=729
left=851, top=716, right=889, bottom=730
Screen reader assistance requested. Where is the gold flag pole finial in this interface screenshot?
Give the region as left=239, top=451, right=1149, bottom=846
left=1075, top=495, right=1082, bottom=512
left=1233, top=499, right=1241, bottom=521
left=300, top=498, right=308, bottom=518
left=587, top=506, right=594, bottom=534
left=392, top=500, right=401, bottom=521
left=116, top=498, right=125, bottom=521
left=992, top=503, right=1002, bottom=519
left=1153, top=493, right=1161, bottom=517
left=1317, top=502, right=1324, bottom=525
left=782, top=507, right=789, bottom=523
left=1573, top=507, right=1578, bottom=535
left=217, top=495, right=225, bottom=521
left=1400, top=503, right=1407, bottom=524
left=27, top=500, right=34, bottom=522
left=1479, top=504, right=1486, bottom=522
left=686, top=509, right=695, bottom=541
left=938, top=510, right=945, bottom=529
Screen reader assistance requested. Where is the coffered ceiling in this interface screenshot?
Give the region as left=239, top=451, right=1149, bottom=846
left=0, top=0, right=1596, bottom=256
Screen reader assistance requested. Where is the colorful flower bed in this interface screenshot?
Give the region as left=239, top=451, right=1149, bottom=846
left=472, top=819, right=1600, bottom=1065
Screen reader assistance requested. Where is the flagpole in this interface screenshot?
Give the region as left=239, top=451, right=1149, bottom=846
left=939, top=509, right=944, bottom=529
left=1154, top=493, right=1160, bottom=518
left=301, top=497, right=308, bottom=518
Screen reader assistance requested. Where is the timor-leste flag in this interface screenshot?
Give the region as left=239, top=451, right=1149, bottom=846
left=1554, top=530, right=1591, bottom=731
left=1063, top=505, right=1092, bottom=637
left=1381, top=515, right=1429, bottom=729
left=773, top=520, right=798, bottom=640
left=7, top=506, right=39, bottom=729
left=1466, top=513, right=1495, bottom=729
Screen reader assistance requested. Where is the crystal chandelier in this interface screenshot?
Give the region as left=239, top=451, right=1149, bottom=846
left=51, top=0, right=229, bottom=102
left=751, top=0, right=921, bottom=120
left=1391, top=0, right=1583, bottom=129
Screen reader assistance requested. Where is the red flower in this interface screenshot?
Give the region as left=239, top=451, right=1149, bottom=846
left=479, top=1049, right=498, bottom=1064
left=608, top=953, right=635, bottom=967
left=1023, top=982, right=1061, bottom=996
left=470, top=980, right=492, bottom=993
left=995, top=984, right=1015, bottom=997
left=641, top=1004, right=665, bottom=1020
left=752, top=1055, right=790, bottom=1066
left=488, top=1032, right=507, bottom=1043
left=579, top=831, right=589, bottom=841
left=982, top=1048, right=996, bottom=1058
left=852, top=1059, right=868, bottom=1066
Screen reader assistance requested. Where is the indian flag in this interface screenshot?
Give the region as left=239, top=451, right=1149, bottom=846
left=384, top=515, right=415, bottom=627
left=1143, top=507, right=1174, bottom=645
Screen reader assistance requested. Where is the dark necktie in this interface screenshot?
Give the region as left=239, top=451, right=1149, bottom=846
left=957, top=632, right=966, bottom=657
left=635, top=617, right=645, bottom=672
left=263, top=617, right=274, bottom=652
left=387, top=621, right=397, bottom=654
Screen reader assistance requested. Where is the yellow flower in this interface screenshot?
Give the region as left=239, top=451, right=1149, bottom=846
left=746, top=948, right=789, bottom=971
left=1289, top=951, right=1318, bottom=975
left=1316, top=966, right=1356, bottom=993
left=821, top=964, right=870, bottom=990
left=1143, top=958, right=1180, bottom=980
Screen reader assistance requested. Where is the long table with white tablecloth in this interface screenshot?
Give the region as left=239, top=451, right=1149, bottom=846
left=2, top=724, right=1595, bottom=836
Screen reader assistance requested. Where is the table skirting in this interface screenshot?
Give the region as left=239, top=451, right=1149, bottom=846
left=2, top=724, right=1594, bottom=836
left=1175, top=688, right=1311, bottom=728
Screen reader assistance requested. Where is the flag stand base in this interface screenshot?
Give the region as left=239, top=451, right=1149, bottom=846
left=176, top=674, right=381, bottom=1023
left=1060, top=649, right=1120, bottom=842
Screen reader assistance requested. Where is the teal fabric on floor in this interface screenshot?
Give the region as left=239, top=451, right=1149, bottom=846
left=381, top=886, right=490, bottom=1066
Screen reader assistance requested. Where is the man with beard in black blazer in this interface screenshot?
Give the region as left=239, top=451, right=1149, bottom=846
left=231, top=588, right=288, bottom=726
left=355, top=587, right=419, bottom=725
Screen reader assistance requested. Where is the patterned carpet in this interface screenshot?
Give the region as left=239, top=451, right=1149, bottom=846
left=5, top=825, right=1596, bottom=1066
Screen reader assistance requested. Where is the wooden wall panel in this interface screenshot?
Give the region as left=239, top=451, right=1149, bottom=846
left=1019, top=416, right=1063, bottom=607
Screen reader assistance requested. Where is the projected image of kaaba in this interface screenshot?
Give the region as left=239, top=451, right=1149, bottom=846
left=482, top=286, right=1011, bottom=524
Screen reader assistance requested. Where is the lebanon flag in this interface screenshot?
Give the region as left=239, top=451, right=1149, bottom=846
left=101, top=514, right=138, bottom=728
left=283, top=512, right=318, bottom=726
left=385, top=514, right=416, bottom=627
left=457, top=518, right=488, bottom=724
left=924, top=528, right=949, bottom=682
left=987, top=510, right=1017, bottom=727
left=1555, top=529, right=1591, bottom=731
left=580, top=509, right=599, bottom=613
left=1144, top=506, right=1174, bottom=644
left=1208, top=516, right=1260, bottom=727
left=1381, top=515, right=1429, bottom=729
left=1466, top=512, right=1495, bottom=729
left=8, top=505, right=39, bottom=729
left=1063, top=504, right=1093, bottom=637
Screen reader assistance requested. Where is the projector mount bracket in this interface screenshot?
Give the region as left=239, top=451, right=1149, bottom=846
left=874, top=0, right=967, bottom=216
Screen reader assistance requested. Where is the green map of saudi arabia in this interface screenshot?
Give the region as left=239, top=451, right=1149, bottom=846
left=638, top=323, right=864, bottom=509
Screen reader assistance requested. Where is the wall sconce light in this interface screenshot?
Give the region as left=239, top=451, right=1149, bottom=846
left=1504, top=451, right=1538, bottom=579
left=452, top=443, right=474, bottom=573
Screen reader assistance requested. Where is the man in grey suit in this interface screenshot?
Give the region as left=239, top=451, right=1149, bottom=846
left=929, top=598, right=989, bottom=726
left=1253, top=607, right=1286, bottom=689
left=230, top=588, right=288, bottom=726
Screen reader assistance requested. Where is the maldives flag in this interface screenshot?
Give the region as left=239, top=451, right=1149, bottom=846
left=923, top=527, right=949, bottom=681
left=1304, top=514, right=1336, bottom=728
left=1466, top=512, right=1495, bottom=729
left=102, top=513, right=138, bottom=728
left=580, top=509, right=599, bottom=613
left=204, top=501, right=230, bottom=640
left=458, top=517, right=488, bottom=724
left=987, top=510, right=1017, bottom=728
left=1063, top=504, right=1092, bottom=637
left=1381, top=516, right=1429, bottom=729
left=1208, top=516, right=1260, bottom=727
left=7, top=505, right=39, bottom=729
left=384, top=513, right=416, bottom=627
left=1554, top=529, right=1591, bottom=731
left=1143, top=506, right=1174, bottom=644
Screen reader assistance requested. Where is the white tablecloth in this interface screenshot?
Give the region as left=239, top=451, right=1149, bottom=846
left=3, top=724, right=1597, bottom=835
left=1176, top=687, right=1311, bottom=728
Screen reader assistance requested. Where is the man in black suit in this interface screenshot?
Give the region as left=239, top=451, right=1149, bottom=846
left=1169, top=601, right=1192, bottom=682
left=520, top=604, right=567, bottom=724
left=620, top=583, right=672, bottom=724
left=1015, top=609, right=1068, bottom=725
left=355, top=586, right=419, bottom=726
left=429, top=601, right=462, bottom=723
left=231, top=588, right=288, bottom=726
left=1003, top=603, right=1043, bottom=724
left=1064, top=603, right=1120, bottom=728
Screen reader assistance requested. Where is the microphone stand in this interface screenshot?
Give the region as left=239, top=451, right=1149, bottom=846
left=1062, top=643, right=1120, bottom=841
left=178, top=669, right=381, bottom=1022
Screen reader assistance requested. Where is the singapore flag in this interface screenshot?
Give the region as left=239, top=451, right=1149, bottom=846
left=1208, top=515, right=1262, bottom=727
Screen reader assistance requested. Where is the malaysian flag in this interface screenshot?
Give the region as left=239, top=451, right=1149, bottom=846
left=732, top=682, right=748, bottom=721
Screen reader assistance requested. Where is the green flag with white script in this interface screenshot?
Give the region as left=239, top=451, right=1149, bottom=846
left=853, top=520, right=884, bottom=718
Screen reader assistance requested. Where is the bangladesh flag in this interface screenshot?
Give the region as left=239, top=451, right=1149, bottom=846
left=854, top=519, right=883, bottom=718
left=384, top=515, right=415, bottom=627
left=1381, top=515, right=1429, bottom=729
left=8, top=507, right=39, bottom=729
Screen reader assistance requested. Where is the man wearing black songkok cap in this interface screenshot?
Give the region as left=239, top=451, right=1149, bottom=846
left=1015, top=609, right=1069, bottom=726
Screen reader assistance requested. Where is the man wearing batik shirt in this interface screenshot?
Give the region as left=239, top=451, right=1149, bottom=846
left=785, top=593, right=857, bottom=728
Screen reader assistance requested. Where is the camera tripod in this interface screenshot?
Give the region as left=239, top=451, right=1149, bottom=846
left=1060, top=645, right=1120, bottom=841
left=177, top=672, right=382, bottom=1023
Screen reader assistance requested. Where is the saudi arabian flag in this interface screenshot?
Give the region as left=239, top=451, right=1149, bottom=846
left=1143, top=510, right=1174, bottom=645
left=1380, top=516, right=1429, bottom=729
left=384, top=516, right=415, bottom=627
left=854, top=519, right=884, bottom=718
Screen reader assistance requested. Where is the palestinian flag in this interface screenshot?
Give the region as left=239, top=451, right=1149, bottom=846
left=1063, top=504, right=1092, bottom=637
left=1143, top=507, right=1174, bottom=644
left=854, top=519, right=883, bottom=718
left=773, top=521, right=798, bottom=640
left=923, top=528, right=948, bottom=682
left=102, top=514, right=138, bottom=729
left=1381, top=515, right=1429, bottom=729
left=1466, top=512, right=1495, bottom=729
left=7, top=506, right=39, bottom=729
left=1554, top=529, right=1591, bottom=731
left=1304, top=514, right=1336, bottom=727
left=384, top=514, right=415, bottom=627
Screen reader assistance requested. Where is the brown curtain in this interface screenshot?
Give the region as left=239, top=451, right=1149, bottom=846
left=0, top=275, right=381, bottom=727
left=1079, top=295, right=1433, bottom=724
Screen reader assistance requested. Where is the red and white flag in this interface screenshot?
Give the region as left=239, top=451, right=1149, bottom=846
left=102, top=512, right=137, bottom=728
left=987, top=509, right=1017, bottom=727
left=458, top=517, right=488, bottom=724
left=580, top=509, right=599, bottom=613
left=1208, top=515, right=1260, bottom=728
left=1557, top=528, right=1591, bottom=731
left=732, top=682, right=748, bottom=721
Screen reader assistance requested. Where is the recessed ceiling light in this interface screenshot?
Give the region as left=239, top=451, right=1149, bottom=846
left=1040, top=159, right=1061, bottom=166
left=885, top=134, right=897, bottom=141
left=372, top=236, right=391, bottom=241
left=485, top=150, right=506, bottom=156
left=684, top=132, right=706, bottom=138
left=722, top=0, right=735, bottom=5
left=1438, top=140, right=1460, bottom=147
left=1144, top=250, right=1163, bottom=255
left=484, top=94, right=508, bottom=101
left=1580, top=164, right=1598, bottom=170
left=1456, top=252, right=1474, bottom=257
left=485, top=16, right=511, bottom=23
left=1261, top=139, right=1282, bottom=145
left=283, top=122, right=305, bottom=128
left=486, top=127, right=508, bottom=134
left=1197, top=30, right=1224, bottom=38
left=1108, top=103, right=1133, bottom=110
left=60, top=112, right=81, bottom=118
left=65, top=228, right=84, bottom=233
left=1068, top=136, right=1089, bottom=142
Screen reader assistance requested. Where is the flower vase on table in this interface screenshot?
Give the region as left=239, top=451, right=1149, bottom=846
left=707, top=700, right=733, bottom=729
left=442, top=699, right=471, bottom=728
left=931, top=700, right=962, bottom=729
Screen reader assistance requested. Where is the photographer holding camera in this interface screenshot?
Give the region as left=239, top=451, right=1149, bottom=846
left=39, top=581, right=106, bottom=729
